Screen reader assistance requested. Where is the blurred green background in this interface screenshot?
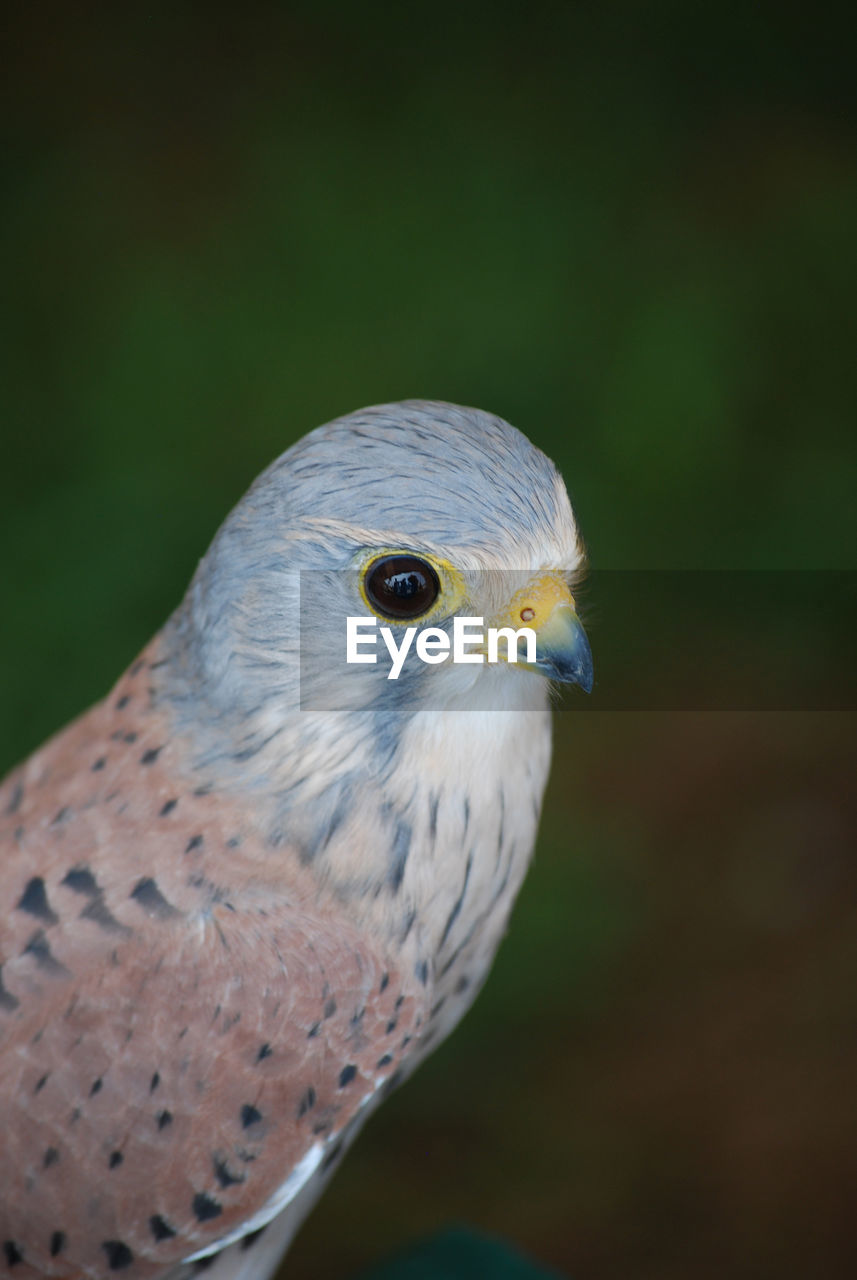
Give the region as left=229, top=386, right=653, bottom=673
left=2, top=4, right=856, bottom=1277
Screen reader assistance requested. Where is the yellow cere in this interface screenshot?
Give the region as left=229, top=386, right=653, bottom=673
left=491, top=572, right=576, bottom=634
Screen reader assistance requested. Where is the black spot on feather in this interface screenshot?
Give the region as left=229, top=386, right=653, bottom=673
left=321, top=1141, right=343, bottom=1172
left=130, top=877, right=179, bottom=919
left=81, top=896, right=130, bottom=934
left=102, top=1241, right=134, bottom=1270
left=297, top=1086, right=316, bottom=1117
left=149, top=1215, right=176, bottom=1242
left=61, top=866, right=99, bottom=897
left=439, top=852, right=473, bottom=948
left=5, top=782, right=23, bottom=815
left=23, top=930, right=67, bottom=976
left=17, top=877, right=58, bottom=924
left=428, top=790, right=440, bottom=842
left=240, top=1228, right=267, bottom=1251
left=387, top=821, right=412, bottom=893
left=213, top=1155, right=245, bottom=1189
left=192, top=1192, right=222, bottom=1222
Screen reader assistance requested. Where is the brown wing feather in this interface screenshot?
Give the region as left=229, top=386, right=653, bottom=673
left=0, top=655, right=423, bottom=1278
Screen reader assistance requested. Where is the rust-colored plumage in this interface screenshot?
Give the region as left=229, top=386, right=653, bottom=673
left=2, top=643, right=423, bottom=1277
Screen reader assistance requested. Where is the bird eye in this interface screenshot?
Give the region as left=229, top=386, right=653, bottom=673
left=364, top=555, right=440, bottom=620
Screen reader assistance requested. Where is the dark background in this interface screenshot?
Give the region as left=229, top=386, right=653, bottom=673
left=2, top=4, right=856, bottom=1277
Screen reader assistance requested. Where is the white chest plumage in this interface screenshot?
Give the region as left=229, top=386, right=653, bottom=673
left=392, top=702, right=553, bottom=1050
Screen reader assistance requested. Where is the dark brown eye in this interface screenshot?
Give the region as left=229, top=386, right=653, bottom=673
left=364, top=555, right=440, bottom=620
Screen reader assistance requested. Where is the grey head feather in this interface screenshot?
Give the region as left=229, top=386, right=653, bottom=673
left=256, top=399, right=574, bottom=552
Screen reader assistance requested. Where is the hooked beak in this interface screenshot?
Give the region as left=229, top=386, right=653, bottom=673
left=531, top=598, right=593, bottom=690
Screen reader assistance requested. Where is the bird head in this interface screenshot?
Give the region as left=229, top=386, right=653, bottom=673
left=166, top=400, right=592, bottom=729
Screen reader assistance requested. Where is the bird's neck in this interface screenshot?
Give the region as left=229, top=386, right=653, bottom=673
left=144, top=620, right=553, bottom=1003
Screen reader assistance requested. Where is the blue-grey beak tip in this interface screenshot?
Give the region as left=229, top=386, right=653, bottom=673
left=534, top=607, right=594, bottom=692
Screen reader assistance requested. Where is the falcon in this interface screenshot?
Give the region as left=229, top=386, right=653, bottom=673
left=0, top=401, right=592, bottom=1279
